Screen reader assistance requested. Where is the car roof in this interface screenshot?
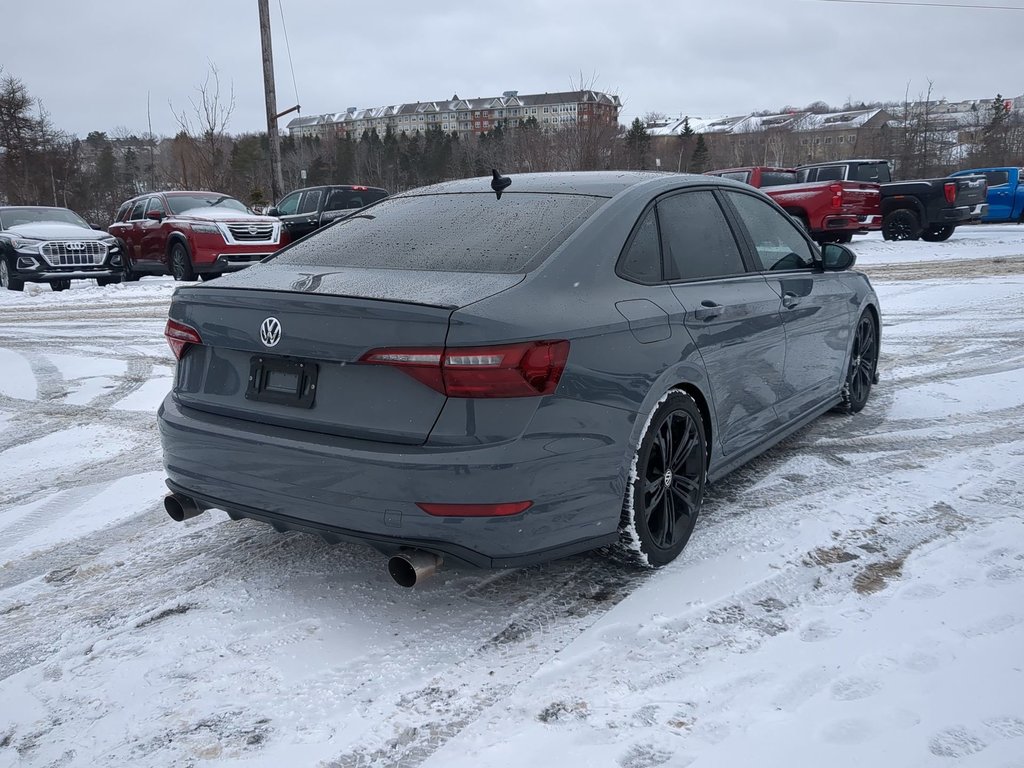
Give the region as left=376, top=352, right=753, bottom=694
left=708, top=167, right=795, bottom=174
left=397, top=171, right=738, bottom=199
left=288, top=184, right=388, bottom=193
left=799, top=158, right=889, bottom=168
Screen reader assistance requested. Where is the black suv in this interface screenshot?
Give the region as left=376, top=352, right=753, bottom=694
left=0, top=206, right=124, bottom=291
left=268, top=184, right=389, bottom=241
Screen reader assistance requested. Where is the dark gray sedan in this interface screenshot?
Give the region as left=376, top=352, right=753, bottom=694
left=159, top=172, right=880, bottom=586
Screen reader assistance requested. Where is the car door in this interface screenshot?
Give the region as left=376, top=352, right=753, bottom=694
left=141, top=196, right=169, bottom=264
left=983, top=170, right=1012, bottom=221
left=657, top=189, right=787, bottom=455
left=276, top=189, right=320, bottom=241
left=121, top=199, right=148, bottom=267
left=723, top=189, right=854, bottom=423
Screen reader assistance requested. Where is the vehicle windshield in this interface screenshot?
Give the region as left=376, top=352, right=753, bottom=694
left=760, top=171, right=798, bottom=187
left=0, top=207, right=89, bottom=230
left=165, top=194, right=249, bottom=215
left=271, top=192, right=606, bottom=273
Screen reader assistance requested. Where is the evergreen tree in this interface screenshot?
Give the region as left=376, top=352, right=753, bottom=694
left=690, top=134, right=710, bottom=173
left=624, top=117, right=650, bottom=170
left=677, top=117, right=695, bottom=172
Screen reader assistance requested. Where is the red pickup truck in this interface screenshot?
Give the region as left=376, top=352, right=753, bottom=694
left=705, top=166, right=881, bottom=244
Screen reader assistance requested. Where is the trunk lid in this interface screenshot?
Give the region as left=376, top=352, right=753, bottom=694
left=950, top=174, right=987, bottom=207
left=169, top=266, right=524, bottom=444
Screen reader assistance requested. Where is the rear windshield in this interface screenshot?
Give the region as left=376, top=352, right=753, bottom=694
left=271, top=192, right=605, bottom=273
left=851, top=163, right=891, bottom=183
left=760, top=171, right=797, bottom=187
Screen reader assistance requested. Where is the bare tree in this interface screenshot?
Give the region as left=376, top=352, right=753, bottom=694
left=170, top=63, right=236, bottom=190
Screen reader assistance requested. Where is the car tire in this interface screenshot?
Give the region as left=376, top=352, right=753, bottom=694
left=616, top=389, right=707, bottom=568
left=920, top=224, right=955, bottom=242
left=120, top=241, right=141, bottom=281
left=170, top=241, right=196, bottom=281
left=0, top=257, right=24, bottom=292
left=882, top=209, right=922, bottom=241
left=837, top=310, right=878, bottom=414
left=199, top=272, right=222, bottom=282
left=50, top=280, right=71, bottom=292
left=97, top=277, right=120, bottom=287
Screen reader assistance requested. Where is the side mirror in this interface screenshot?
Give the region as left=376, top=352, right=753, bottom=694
left=90, top=223, right=104, bottom=231
left=145, top=210, right=164, bottom=221
left=821, top=243, right=857, bottom=271
left=266, top=206, right=280, bottom=217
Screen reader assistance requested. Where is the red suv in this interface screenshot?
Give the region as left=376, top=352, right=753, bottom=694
left=108, top=191, right=289, bottom=281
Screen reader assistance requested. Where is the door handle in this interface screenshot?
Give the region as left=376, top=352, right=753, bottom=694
left=782, top=292, right=800, bottom=309
left=693, top=300, right=722, bottom=321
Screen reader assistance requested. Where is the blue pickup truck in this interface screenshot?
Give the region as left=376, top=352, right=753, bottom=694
left=950, top=167, right=1024, bottom=223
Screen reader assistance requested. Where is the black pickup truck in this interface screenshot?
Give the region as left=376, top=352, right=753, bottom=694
left=267, top=184, right=389, bottom=242
left=797, top=159, right=988, bottom=242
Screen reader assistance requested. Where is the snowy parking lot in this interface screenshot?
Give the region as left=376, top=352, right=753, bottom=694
left=1, top=225, right=1023, bottom=767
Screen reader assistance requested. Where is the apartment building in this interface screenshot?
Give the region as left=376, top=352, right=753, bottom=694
left=287, top=89, right=621, bottom=140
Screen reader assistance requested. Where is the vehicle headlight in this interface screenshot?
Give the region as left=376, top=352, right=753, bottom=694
left=101, top=237, right=120, bottom=251
left=8, top=238, right=42, bottom=254
left=189, top=222, right=222, bottom=235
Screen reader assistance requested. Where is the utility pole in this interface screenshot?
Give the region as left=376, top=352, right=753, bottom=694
left=258, top=0, right=285, bottom=202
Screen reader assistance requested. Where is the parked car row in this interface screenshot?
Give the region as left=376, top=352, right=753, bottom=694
left=706, top=158, right=992, bottom=243
left=0, top=183, right=389, bottom=291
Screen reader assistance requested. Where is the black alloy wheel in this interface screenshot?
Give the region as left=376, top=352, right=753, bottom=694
left=840, top=311, right=878, bottom=414
left=121, top=241, right=141, bottom=281
left=50, top=279, right=71, bottom=292
left=0, top=258, right=24, bottom=292
left=620, top=391, right=707, bottom=567
left=882, top=209, right=921, bottom=241
left=170, top=242, right=196, bottom=281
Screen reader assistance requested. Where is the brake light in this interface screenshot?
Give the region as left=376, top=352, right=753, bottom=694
left=164, top=319, right=202, bottom=360
left=351, top=185, right=369, bottom=191
left=417, top=501, right=532, bottom=517
left=944, top=182, right=957, bottom=205
left=830, top=183, right=843, bottom=210
left=359, top=340, right=569, bottom=398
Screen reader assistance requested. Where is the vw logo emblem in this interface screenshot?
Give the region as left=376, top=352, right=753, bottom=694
left=65, top=242, right=85, bottom=251
left=260, top=317, right=282, bottom=347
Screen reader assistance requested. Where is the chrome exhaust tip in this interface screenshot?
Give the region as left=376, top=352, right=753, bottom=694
left=387, top=550, right=443, bottom=588
left=164, top=492, right=204, bottom=522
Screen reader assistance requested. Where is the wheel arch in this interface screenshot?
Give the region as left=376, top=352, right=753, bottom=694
left=881, top=197, right=924, bottom=218
left=166, top=231, right=192, bottom=256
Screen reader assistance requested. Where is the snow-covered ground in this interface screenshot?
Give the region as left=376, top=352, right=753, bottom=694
left=0, top=227, right=1023, bottom=767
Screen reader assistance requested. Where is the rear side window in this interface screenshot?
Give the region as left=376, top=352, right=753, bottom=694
left=273, top=193, right=605, bottom=273
left=985, top=170, right=1010, bottom=187
left=129, top=200, right=146, bottom=220
left=657, top=191, right=746, bottom=281
left=617, top=209, right=662, bottom=283
left=726, top=191, right=815, bottom=271
left=298, top=189, right=323, bottom=214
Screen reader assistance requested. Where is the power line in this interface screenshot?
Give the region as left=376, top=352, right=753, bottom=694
left=810, top=0, right=1024, bottom=9
left=277, top=0, right=301, bottom=111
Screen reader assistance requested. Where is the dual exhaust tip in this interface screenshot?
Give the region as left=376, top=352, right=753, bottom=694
left=163, top=492, right=443, bottom=587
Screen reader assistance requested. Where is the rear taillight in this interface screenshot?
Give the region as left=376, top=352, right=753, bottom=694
left=830, top=183, right=843, bottom=210
left=164, top=319, right=202, bottom=360
left=416, top=501, right=532, bottom=517
left=359, top=340, right=570, bottom=398
left=944, top=182, right=957, bottom=205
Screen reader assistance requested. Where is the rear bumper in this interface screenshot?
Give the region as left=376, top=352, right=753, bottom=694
left=158, top=394, right=627, bottom=568
left=940, top=203, right=988, bottom=224
left=819, top=214, right=877, bottom=233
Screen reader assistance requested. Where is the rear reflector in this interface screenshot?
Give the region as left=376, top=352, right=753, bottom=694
left=164, top=319, right=202, bottom=360
left=359, top=340, right=569, bottom=398
left=417, top=501, right=532, bottom=517
left=944, top=181, right=957, bottom=205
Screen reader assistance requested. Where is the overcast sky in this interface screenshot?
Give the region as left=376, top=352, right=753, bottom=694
left=4, top=0, right=1019, bottom=138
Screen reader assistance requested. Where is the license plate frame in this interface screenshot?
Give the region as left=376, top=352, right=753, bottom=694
left=245, top=355, right=318, bottom=408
